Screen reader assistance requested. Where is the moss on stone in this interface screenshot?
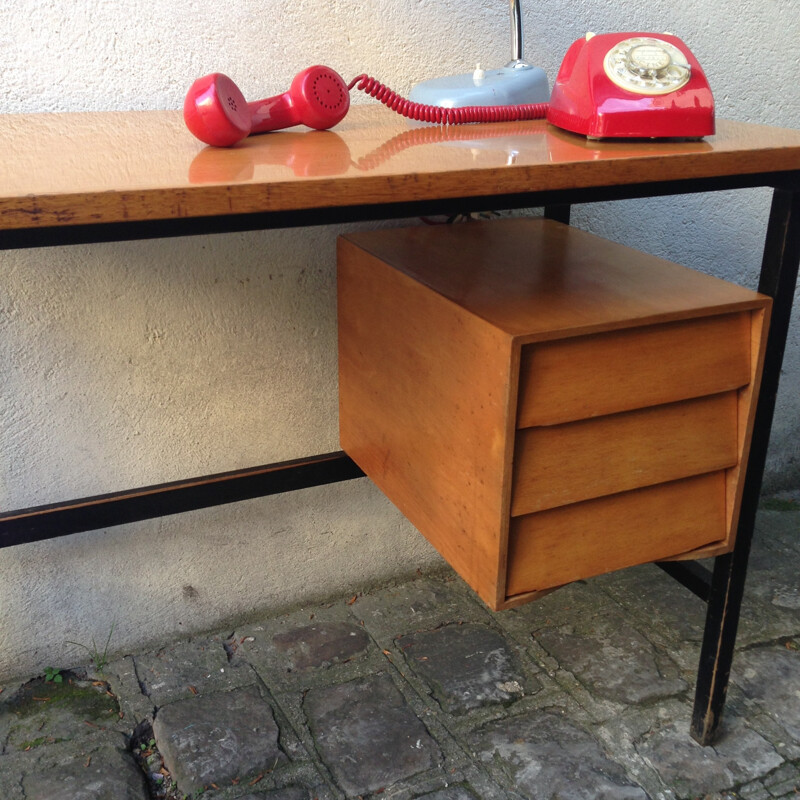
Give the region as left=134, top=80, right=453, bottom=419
left=2, top=672, right=120, bottom=752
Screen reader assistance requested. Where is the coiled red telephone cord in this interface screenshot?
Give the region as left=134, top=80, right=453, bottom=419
left=347, top=74, right=548, bottom=124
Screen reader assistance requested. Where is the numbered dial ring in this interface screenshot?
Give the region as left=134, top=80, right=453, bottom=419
left=604, top=37, right=691, bottom=95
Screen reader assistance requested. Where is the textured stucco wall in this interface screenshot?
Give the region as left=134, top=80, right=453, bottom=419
left=1, top=0, right=798, bottom=681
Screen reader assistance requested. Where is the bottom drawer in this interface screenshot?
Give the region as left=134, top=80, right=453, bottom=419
left=506, top=472, right=726, bottom=598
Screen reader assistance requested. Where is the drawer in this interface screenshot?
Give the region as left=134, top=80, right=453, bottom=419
left=507, top=472, right=726, bottom=597
left=511, top=392, right=739, bottom=516
left=517, top=313, right=751, bottom=428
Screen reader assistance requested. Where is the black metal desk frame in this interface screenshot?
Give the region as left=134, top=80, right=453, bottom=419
left=2, top=170, right=799, bottom=746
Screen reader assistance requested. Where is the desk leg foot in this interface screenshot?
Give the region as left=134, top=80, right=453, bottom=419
left=690, top=552, right=738, bottom=746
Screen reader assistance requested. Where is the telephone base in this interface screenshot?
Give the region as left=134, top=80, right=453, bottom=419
left=409, top=64, right=549, bottom=108
left=586, top=135, right=706, bottom=142
left=547, top=32, right=715, bottom=140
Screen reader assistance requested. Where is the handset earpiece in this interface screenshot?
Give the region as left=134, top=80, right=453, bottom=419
left=183, top=73, right=251, bottom=147
left=184, top=66, right=350, bottom=147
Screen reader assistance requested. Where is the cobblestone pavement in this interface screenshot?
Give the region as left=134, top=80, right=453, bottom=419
left=1, top=505, right=798, bottom=800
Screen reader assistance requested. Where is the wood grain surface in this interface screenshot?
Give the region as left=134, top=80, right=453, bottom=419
left=338, top=238, right=516, bottom=608
left=3, top=106, right=800, bottom=230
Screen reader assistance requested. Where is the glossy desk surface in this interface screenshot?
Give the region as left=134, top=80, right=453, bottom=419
left=3, top=105, right=800, bottom=231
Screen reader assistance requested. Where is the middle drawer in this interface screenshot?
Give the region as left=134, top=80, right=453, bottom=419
left=510, top=391, right=738, bottom=516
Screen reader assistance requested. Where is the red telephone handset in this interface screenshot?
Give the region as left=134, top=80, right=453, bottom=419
left=184, top=66, right=351, bottom=147
left=546, top=32, right=714, bottom=139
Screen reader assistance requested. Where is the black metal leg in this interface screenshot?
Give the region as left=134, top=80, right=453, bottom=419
left=544, top=204, right=571, bottom=225
left=691, top=187, right=800, bottom=744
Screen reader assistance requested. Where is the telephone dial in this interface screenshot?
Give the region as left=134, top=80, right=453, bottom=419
left=183, top=31, right=714, bottom=146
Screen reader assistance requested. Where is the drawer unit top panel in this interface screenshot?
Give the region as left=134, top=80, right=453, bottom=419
left=345, top=218, right=770, bottom=341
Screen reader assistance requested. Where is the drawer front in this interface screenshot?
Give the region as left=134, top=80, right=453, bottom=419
left=517, top=312, right=751, bottom=428
left=506, top=472, right=726, bottom=597
left=511, top=392, right=738, bottom=516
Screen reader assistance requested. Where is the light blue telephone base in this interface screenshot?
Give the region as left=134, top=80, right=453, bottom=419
left=409, top=64, right=549, bottom=108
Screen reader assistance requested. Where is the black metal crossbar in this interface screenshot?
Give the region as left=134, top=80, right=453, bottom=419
left=656, top=561, right=713, bottom=602
left=0, top=452, right=363, bottom=547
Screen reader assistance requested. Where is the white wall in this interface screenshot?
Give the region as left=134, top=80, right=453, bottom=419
left=1, top=0, right=798, bottom=681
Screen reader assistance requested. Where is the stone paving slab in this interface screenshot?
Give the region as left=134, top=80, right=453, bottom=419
left=396, top=623, right=534, bottom=715
left=304, top=672, right=443, bottom=796
left=104, top=656, right=157, bottom=725
left=531, top=607, right=687, bottom=706
left=22, top=744, right=149, bottom=800
left=271, top=621, right=372, bottom=672
left=134, top=634, right=255, bottom=707
left=471, top=708, right=649, bottom=799
left=0, top=506, right=798, bottom=799
left=590, top=565, right=708, bottom=672
left=349, top=575, right=492, bottom=640
left=0, top=731, right=140, bottom=800
left=635, top=711, right=783, bottom=797
left=152, top=684, right=288, bottom=794
left=734, top=646, right=800, bottom=743
left=229, top=602, right=384, bottom=692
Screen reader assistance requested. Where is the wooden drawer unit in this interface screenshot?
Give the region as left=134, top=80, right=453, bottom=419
left=337, top=218, right=771, bottom=610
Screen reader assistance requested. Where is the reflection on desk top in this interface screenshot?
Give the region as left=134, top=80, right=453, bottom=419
left=2, top=105, right=800, bottom=230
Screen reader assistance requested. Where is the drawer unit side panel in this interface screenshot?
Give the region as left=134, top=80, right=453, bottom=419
left=506, top=472, right=727, bottom=598
left=338, top=241, right=517, bottom=608
left=724, top=304, right=772, bottom=543
left=511, top=392, right=739, bottom=516
left=517, top=313, right=752, bottom=428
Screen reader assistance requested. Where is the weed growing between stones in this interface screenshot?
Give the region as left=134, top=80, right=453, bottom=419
left=66, top=622, right=116, bottom=674
left=131, top=721, right=183, bottom=800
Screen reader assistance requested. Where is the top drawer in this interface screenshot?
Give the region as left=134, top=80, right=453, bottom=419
left=517, top=312, right=751, bottom=428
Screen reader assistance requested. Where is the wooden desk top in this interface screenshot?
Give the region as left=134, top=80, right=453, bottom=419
left=2, top=105, right=800, bottom=231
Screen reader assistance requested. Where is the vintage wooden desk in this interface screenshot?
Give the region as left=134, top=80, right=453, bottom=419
left=1, top=106, right=799, bottom=744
